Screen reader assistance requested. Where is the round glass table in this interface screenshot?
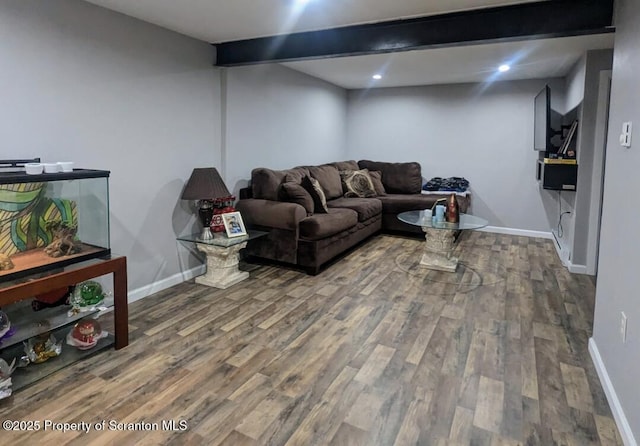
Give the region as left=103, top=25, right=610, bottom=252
left=397, top=210, right=488, bottom=272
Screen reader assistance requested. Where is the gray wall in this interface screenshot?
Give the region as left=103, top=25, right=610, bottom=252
left=565, top=58, right=587, bottom=112
left=224, top=64, right=348, bottom=194
left=593, top=0, right=640, bottom=440
left=571, top=50, right=613, bottom=267
left=0, top=0, right=220, bottom=293
left=346, top=80, right=563, bottom=232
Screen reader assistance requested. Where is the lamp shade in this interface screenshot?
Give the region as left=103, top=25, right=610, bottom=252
left=181, top=168, right=231, bottom=200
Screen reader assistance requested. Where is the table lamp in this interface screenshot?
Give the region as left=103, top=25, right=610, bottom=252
left=181, top=167, right=231, bottom=240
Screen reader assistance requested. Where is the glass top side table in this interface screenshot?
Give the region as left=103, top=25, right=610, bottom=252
left=177, top=230, right=268, bottom=289
left=397, top=210, right=488, bottom=272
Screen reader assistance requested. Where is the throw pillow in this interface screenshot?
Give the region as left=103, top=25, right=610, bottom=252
left=280, top=182, right=314, bottom=215
left=301, top=175, right=328, bottom=213
left=308, top=165, right=343, bottom=200
left=368, top=170, right=386, bottom=196
left=340, top=169, right=377, bottom=198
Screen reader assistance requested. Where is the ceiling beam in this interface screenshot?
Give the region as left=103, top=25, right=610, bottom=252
left=214, top=0, right=614, bottom=66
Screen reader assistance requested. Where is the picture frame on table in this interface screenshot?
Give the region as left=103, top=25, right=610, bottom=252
left=222, top=211, right=247, bottom=238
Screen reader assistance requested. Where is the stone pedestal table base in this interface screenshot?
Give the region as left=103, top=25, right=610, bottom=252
left=420, top=227, right=458, bottom=272
left=195, top=242, right=249, bottom=289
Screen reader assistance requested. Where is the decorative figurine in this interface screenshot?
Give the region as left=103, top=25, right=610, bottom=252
left=446, top=193, right=460, bottom=223
left=24, top=333, right=62, bottom=364
left=0, top=311, right=15, bottom=346
left=0, top=253, right=13, bottom=271
left=0, top=358, right=16, bottom=400
left=44, top=221, right=82, bottom=258
left=66, top=319, right=107, bottom=350
left=70, top=281, right=105, bottom=312
left=0, top=358, right=16, bottom=377
left=32, top=286, right=73, bottom=311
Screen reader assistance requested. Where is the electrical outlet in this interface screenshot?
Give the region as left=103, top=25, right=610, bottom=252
left=620, top=312, right=628, bottom=343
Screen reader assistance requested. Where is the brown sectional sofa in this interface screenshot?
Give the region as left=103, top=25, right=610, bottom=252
left=236, top=160, right=468, bottom=274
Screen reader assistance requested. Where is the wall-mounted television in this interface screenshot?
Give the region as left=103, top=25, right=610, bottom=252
left=533, top=85, right=562, bottom=152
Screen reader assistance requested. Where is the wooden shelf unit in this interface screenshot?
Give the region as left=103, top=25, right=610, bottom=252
left=0, top=256, right=128, bottom=392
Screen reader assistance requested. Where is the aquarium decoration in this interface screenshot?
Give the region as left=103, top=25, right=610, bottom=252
left=44, top=221, right=81, bottom=258
left=0, top=182, right=78, bottom=256
left=0, top=253, right=12, bottom=270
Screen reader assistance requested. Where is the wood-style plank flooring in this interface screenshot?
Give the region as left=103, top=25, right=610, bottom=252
left=0, top=232, right=623, bottom=445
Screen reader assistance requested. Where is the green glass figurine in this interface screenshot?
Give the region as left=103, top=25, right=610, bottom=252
left=71, top=281, right=104, bottom=307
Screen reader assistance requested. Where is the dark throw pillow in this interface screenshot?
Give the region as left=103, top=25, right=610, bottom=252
left=301, top=175, right=328, bottom=213
left=368, top=170, right=386, bottom=196
left=280, top=182, right=314, bottom=215
left=340, top=169, right=377, bottom=198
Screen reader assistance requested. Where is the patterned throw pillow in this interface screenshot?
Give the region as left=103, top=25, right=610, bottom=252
left=301, top=175, right=328, bottom=213
left=340, top=169, right=377, bottom=198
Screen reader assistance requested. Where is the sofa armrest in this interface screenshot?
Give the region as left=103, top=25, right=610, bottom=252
left=236, top=199, right=307, bottom=231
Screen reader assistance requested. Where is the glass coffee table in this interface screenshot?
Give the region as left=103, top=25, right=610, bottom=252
left=397, top=210, right=488, bottom=272
left=177, top=230, right=267, bottom=289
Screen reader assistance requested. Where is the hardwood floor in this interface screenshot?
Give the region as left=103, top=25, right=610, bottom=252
left=0, top=232, right=623, bottom=445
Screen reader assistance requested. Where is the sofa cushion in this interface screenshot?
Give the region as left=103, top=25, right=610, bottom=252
left=358, top=160, right=422, bottom=194
left=301, top=175, right=328, bottom=213
left=339, top=169, right=377, bottom=198
left=308, top=164, right=343, bottom=200
left=251, top=167, right=310, bottom=201
left=299, top=208, right=358, bottom=240
left=376, top=194, right=436, bottom=214
left=377, top=193, right=467, bottom=214
left=327, top=197, right=382, bottom=222
left=280, top=182, right=314, bottom=215
left=369, top=171, right=386, bottom=196
left=330, top=160, right=359, bottom=171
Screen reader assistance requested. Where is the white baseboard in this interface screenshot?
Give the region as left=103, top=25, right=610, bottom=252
left=589, top=338, right=637, bottom=446
left=551, top=229, right=570, bottom=266
left=478, top=226, right=553, bottom=239
left=568, top=262, right=588, bottom=274
left=127, top=265, right=205, bottom=304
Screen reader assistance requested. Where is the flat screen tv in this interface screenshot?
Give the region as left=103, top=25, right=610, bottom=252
left=533, top=85, right=561, bottom=152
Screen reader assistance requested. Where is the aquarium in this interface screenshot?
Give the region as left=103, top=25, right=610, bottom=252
left=0, top=168, right=110, bottom=281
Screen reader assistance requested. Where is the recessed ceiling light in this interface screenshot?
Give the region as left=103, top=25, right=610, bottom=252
left=498, top=64, right=511, bottom=73
left=372, top=74, right=382, bottom=80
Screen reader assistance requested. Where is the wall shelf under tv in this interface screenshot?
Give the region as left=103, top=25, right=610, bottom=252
left=537, top=158, right=577, bottom=191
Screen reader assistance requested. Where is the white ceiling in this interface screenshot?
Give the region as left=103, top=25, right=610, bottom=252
left=82, top=0, right=614, bottom=89
left=283, top=34, right=616, bottom=89
left=84, top=0, right=546, bottom=42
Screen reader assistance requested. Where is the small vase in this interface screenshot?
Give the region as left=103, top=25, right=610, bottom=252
left=446, top=194, right=459, bottom=223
